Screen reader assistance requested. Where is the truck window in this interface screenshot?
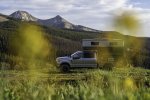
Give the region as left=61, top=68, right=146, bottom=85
left=71, top=51, right=83, bottom=58
left=91, top=42, right=99, bottom=46
left=83, top=51, right=95, bottom=58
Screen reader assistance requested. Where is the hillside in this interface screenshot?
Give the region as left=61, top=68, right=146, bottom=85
left=0, top=18, right=101, bottom=56
left=0, top=16, right=150, bottom=69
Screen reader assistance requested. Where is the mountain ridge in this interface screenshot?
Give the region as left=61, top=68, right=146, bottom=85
left=9, top=10, right=100, bottom=32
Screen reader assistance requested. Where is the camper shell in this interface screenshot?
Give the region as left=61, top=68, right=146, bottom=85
left=82, top=38, right=124, bottom=49
left=82, top=38, right=125, bottom=67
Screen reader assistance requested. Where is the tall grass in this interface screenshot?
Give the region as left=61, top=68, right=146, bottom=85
left=0, top=68, right=149, bottom=100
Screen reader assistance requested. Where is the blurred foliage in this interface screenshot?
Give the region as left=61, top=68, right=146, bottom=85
left=114, top=11, right=140, bottom=34
left=112, top=11, right=150, bottom=69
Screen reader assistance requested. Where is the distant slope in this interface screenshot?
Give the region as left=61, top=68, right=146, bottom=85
left=0, top=14, right=9, bottom=22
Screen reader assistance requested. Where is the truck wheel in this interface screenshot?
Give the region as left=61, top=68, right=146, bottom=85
left=97, top=63, right=102, bottom=69
left=60, top=64, right=70, bottom=72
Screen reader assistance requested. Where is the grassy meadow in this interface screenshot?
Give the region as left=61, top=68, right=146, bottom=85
left=0, top=66, right=149, bottom=100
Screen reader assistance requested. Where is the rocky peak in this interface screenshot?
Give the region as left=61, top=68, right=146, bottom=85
left=9, top=10, right=38, bottom=21
left=55, top=15, right=62, bottom=19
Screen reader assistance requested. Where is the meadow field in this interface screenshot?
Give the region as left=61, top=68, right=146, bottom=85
left=0, top=66, right=149, bottom=100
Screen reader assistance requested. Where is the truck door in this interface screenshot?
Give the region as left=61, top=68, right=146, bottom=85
left=82, top=51, right=97, bottom=68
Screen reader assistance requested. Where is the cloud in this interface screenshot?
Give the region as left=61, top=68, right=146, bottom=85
left=0, top=0, right=128, bottom=14
left=0, top=0, right=150, bottom=37
left=99, top=0, right=128, bottom=11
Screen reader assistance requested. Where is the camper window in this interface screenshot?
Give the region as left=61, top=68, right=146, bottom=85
left=110, top=42, right=117, bottom=46
left=91, top=42, right=99, bottom=46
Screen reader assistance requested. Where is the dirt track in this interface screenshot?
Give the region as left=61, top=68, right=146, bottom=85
left=0, top=70, right=87, bottom=81
left=0, top=69, right=149, bottom=82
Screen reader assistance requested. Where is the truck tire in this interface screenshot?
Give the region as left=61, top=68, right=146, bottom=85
left=60, top=64, right=70, bottom=73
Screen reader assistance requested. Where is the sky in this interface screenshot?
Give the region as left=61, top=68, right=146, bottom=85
left=0, top=0, right=150, bottom=37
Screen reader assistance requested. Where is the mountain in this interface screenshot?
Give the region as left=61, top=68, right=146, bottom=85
left=10, top=10, right=38, bottom=21
left=38, top=15, right=74, bottom=29
left=9, top=11, right=100, bottom=32
left=38, top=15, right=100, bottom=32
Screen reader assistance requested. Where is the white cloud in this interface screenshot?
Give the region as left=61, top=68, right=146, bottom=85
left=99, top=0, right=128, bottom=10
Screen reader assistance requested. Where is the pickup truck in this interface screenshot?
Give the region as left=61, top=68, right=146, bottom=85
left=56, top=39, right=124, bottom=72
left=56, top=50, right=112, bottom=72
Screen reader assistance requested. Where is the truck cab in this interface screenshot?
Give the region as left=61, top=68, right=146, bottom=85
left=56, top=51, right=97, bottom=72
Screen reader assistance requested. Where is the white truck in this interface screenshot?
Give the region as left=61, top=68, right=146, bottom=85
left=56, top=39, right=124, bottom=72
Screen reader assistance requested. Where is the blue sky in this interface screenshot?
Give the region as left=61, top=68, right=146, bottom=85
left=0, top=0, right=150, bottom=37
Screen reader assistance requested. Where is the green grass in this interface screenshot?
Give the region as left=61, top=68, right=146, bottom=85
left=0, top=67, right=149, bottom=100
